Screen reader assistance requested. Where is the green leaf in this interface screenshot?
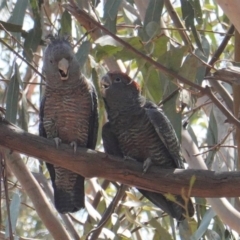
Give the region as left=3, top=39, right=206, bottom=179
left=143, top=0, right=164, bottom=41
left=158, top=45, right=189, bottom=72
left=6, top=63, right=20, bottom=124
left=179, top=54, right=202, bottom=82
left=207, top=109, right=218, bottom=146
left=149, top=218, right=173, bottom=240
left=103, top=0, right=123, bottom=20
left=29, top=0, right=40, bottom=16
left=0, top=21, right=22, bottom=32
left=23, top=22, right=42, bottom=61
left=103, top=0, right=123, bottom=33
left=20, top=93, right=28, bottom=131
left=144, top=0, right=164, bottom=27
left=145, top=67, right=163, bottom=103
left=190, top=0, right=203, bottom=25
left=24, top=0, right=42, bottom=61
left=180, top=0, right=195, bottom=30
left=195, top=36, right=210, bottom=85
left=7, top=0, right=28, bottom=40
left=104, top=16, right=117, bottom=34
left=5, top=192, right=21, bottom=238
left=191, top=25, right=204, bottom=52
left=145, top=21, right=160, bottom=38
left=162, top=84, right=182, bottom=142
left=8, top=0, right=28, bottom=26
left=60, top=10, right=72, bottom=36
left=151, top=35, right=169, bottom=58
left=206, top=108, right=218, bottom=166
left=76, top=41, right=91, bottom=70
left=191, top=208, right=216, bottom=240
left=94, top=45, right=122, bottom=62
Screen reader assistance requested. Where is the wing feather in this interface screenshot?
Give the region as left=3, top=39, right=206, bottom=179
left=144, top=101, right=184, bottom=169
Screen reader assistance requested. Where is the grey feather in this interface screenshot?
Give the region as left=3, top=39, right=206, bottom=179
left=39, top=36, right=98, bottom=213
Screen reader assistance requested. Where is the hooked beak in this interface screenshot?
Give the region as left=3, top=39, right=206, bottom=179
left=100, top=74, right=112, bottom=96
left=58, top=58, right=69, bottom=80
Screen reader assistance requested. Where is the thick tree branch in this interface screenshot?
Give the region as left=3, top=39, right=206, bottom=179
left=0, top=119, right=240, bottom=198
left=1, top=148, right=72, bottom=240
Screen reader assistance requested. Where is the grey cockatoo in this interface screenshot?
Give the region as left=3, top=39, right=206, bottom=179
left=39, top=36, right=98, bottom=213
left=100, top=71, right=194, bottom=221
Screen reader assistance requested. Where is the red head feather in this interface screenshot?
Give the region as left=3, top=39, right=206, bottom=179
left=107, top=71, right=140, bottom=91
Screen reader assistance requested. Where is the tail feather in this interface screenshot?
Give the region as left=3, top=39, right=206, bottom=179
left=54, top=174, right=85, bottom=214
left=139, top=189, right=194, bottom=221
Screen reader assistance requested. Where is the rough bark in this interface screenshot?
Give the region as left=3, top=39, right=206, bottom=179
left=0, top=119, right=240, bottom=198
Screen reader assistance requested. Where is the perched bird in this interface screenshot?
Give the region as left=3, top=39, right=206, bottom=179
left=39, top=36, right=98, bottom=214
left=101, top=71, right=194, bottom=221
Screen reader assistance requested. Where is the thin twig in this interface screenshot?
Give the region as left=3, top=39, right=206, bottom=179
left=0, top=24, right=44, bottom=79
left=64, top=1, right=240, bottom=130
left=87, top=185, right=127, bottom=240
left=194, top=128, right=235, bottom=156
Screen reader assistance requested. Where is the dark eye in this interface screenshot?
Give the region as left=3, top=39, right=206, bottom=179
left=50, top=60, right=53, bottom=63
left=114, top=77, right=121, bottom=83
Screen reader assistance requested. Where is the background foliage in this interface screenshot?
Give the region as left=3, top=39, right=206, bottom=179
left=0, top=0, right=238, bottom=239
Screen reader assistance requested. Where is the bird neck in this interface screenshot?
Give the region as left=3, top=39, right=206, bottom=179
left=106, top=96, right=145, bottom=122
left=44, top=76, right=85, bottom=93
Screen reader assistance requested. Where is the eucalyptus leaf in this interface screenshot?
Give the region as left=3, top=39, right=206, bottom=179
left=195, top=36, right=210, bottom=84
left=179, top=54, right=202, bottom=82
left=0, top=21, right=22, bottom=32
left=7, top=0, right=28, bottom=40
left=206, top=109, right=218, bottom=167
left=145, top=21, right=160, bottom=39
left=6, top=63, right=20, bottom=124
left=23, top=0, right=42, bottom=61
left=23, top=23, right=42, bottom=61
left=8, top=0, right=28, bottom=26
left=76, top=41, right=91, bottom=70
left=145, top=67, right=163, bottom=103
left=190, top=208, right=216, bottom=240
left=149, top=218, right=173, bottom=240
left=144, top=0, right=164, bottom=27
left=20, top=93, right=28, bottom=131
left=60, top=10, right=72, bottom=36
left=5, top=192, right=21, bottom=238
left=189, top=0, right=203, bottom=25
left=94, top=44, right=122, bottom=62
left=103, top=0, right=123, bottom=20
left=163, top=86, right=182, bottom=142
left=103, top=0, right=122, bottom=33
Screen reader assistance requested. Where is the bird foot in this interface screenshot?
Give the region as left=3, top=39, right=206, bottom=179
left=143, top=157, right=152, bottom=173
left=54, top=137, right=62, bottom=149
left=70, top=141, right=77, bottom=153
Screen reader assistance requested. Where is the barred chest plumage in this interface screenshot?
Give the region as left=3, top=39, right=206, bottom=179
left=43, top=81, right=92, bottom=147
left=109, top=108, right=176, bottom=168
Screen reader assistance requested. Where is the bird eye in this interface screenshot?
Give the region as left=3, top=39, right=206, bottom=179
left=114, top=78, right=121, bottom=83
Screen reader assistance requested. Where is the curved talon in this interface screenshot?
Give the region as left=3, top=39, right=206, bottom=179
left=70, top=141, right=77, bottom=153
left=54, top=137, right=62, bottom=149
left=143, top=157, right=152, bottom=173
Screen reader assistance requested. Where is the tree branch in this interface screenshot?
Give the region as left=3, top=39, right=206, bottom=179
left=0, top=119, right=240, bottom=198
left=1, top=148, right=72, bottom=240
left=63, top=1, right=240, bottom=130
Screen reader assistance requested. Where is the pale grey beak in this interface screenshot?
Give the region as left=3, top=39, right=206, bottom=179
left=100, top=74, right=112, bottom=96
left=58, top=58, right=69, bottom=80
